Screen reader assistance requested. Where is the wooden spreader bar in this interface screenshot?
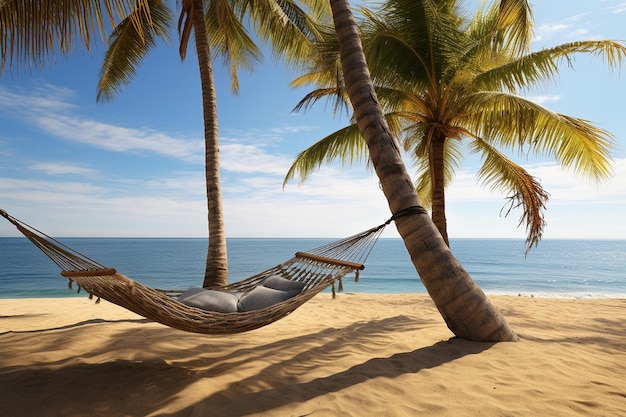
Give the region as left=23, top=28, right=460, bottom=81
left=295, top=252, right=365, bottom=270
left=61, top=268, right=118, bottom=277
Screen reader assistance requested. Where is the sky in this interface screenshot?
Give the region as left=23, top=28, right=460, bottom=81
left=1, top=0, right=626, bottom=241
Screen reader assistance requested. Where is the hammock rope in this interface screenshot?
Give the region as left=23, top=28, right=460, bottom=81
left=1, top=206, right=427, bottom=334
left=303, top=205, right=427, bottom=266
left=0, top=209, right=114, bottom=275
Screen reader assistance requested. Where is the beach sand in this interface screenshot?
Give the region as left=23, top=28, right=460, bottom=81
left=1, top=294, right=624, bottom=416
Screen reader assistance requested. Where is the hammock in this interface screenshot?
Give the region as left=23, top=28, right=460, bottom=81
left=1, top=207, right=424, bottom=334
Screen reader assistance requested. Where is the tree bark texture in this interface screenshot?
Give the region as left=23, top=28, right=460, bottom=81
left=190, top=0, right=228, bottom=287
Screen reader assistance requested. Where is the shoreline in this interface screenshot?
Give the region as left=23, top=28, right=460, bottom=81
left=1, top=294, right=625, bottom=416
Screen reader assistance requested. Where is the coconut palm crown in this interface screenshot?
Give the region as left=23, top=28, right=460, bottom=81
left=285, top=0, right=626, bottom=252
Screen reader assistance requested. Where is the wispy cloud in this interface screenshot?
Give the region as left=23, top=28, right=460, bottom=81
left=533, top=14, right=590, bottom=43
left=0, top=84, right=77, bottom=112
left=1, top=85, right=322, bottom=176
left=0, top=85, right=204, bottom=163
left=34, top=114, right=205, bottom=162
left=30, top=162, right=99, bottom=176
left=609, top=2, right=626, bottom=13
left=221, top=143, right=294, bottom=175
left=221, top=125, right=317, bottom=147
left=524, top=95, right=562, bottom=104
left=532, top=3, right=625, bottom=44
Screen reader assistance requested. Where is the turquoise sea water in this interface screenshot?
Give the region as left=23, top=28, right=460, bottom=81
left=1, top=237, right=625, bottom=299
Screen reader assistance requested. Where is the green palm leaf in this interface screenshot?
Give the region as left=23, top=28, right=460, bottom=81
left=239, top=0, right=328, bottom=67
left=1, top=0, right=150, bottom=74
left=283, top=123, right=370, bottom=186
left=97, top=0, right=171, bottom=102
left=473, top=40, right=626, bottom=92
left=205, top=0, right=262, bottom=93
left=463, top=91, right=615, bottom=180
left=470, top=136, right=549, bottom=252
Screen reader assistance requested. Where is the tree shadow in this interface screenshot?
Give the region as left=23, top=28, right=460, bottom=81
left=0, top=318, right=151, bottom=335
left=162, top=338, right=494, bottom=417
left=0, top=312, right=494, bottom=417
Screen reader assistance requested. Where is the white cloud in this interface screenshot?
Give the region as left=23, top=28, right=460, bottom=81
left=0, top=177, right=104, bottom=195
left=610, top=2, right=626, bottom=13
left=30, top=162, right=98, bottom=176
left=33, top=115, right=205, bottom=162
left=525, top=95, right=561, bottom=104
left=0, top=85, right=205, bottom=163
left=0, top=84, right=76, bottom=112
left=222, top=125, right=316, bottom=147
left=221, top=143, right=294, bottom=175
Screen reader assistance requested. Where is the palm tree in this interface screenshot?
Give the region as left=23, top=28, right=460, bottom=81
left=0, top=0, right=149, bottom=73
left=96, top=0, right=330, bottom=287
left=289, top=0, right=625, bottom=253
left=327, top=0, right=517, bottom=341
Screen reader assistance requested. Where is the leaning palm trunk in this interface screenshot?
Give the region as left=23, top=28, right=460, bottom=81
left=189, top=0, right=228, bottom=286
left=328, top=0, right=516, bottom=342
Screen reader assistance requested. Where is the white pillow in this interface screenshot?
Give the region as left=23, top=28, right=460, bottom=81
left=262, top=275, right=306, bottom=292
left=237, top=286, right=300, bottom=312
left=178, top=287, right=240, bottom=313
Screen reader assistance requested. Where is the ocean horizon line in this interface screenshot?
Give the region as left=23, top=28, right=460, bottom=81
left=2, top=238, right=625, bottom=300
left=2, top=236, right=626, bottom=241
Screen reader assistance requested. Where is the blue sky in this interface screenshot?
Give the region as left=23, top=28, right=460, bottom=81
left=1, top=0, right=625, bottom=240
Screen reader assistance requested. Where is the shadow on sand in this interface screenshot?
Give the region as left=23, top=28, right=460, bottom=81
left=0, top=313, right=494, bottom=417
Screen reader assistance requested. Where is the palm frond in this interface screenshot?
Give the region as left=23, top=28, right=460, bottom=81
left=470, top=137, right=549, bottom=253
left=97, top=0, right=171, bottom=102
left=283, top=123, right=369, bottom=186
left=177, top=0, right=194, bottom=60
left=463, top=91, right=615, bottom=181
left=239, top=0, right=329, bottom=69
left=289, top=26, right=352, bottom=116
left=205, top=0, right=262, bottom=93
left=291, top=86, right=351, bottom=118
left=462, top=0, right=533, bottom=78
left=1, top=0, right=150, bottom=74
left=491, top=0, right=533, bottom=55
left=374, top=86, right=430, bottom=117
left=473, top=40, right=626, bottom=92
left=361, top=0, right=465, bottom=91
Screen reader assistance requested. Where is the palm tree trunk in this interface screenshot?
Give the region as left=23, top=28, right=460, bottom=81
left=329, top=0, right=517, bottom=342
left=190, top=0, right=228, bottom=287
left=429, top=130, right=449, bottom=246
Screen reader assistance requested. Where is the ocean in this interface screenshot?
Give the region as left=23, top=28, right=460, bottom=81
left=1, top=237, right=625, bottom=299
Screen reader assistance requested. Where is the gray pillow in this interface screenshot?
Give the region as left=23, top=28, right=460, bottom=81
left=262, top=275, right=306, bottom=292
left=178, top=287, right=240, bottom=313
left=238, top=286, right=300, bottom=312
